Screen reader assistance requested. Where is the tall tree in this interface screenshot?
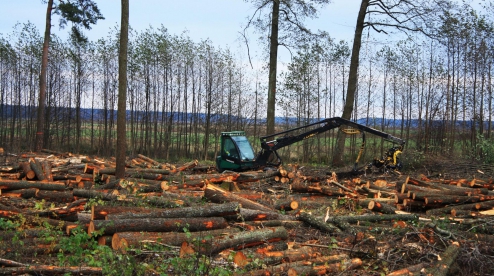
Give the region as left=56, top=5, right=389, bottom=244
left=243, top=0, right=330, bottom=135
left=36, top=0, right=103, bottom=151
left=115, top=0, right=129, bottom=179
left=332, top=0, right=440, bottom=166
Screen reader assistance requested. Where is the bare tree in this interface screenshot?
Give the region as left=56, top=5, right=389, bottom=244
left=242, top=0, right=330, bottom=135
left=36, top=0, right=103, bottom=151
left=332, top=0, right=441, bottom=167
left=116, top=0, right=129, bottom=179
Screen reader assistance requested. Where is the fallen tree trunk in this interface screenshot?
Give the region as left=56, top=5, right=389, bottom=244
left=326, top=213, right=418, bottom=224
left=29, top=158, right=46, bottom=181
left=225, top=208, right=293, bottom=222
left=0, top=188, right=38, bottom=199
left=0, top=265, right=102, bottom=275
left=425, top=199, right=494, bottom=216
left=105, top=202, right=240, bottom=220
left=88, top=216, right=228, bottom=235
left=368, top=200, right=397, bottom=214
left=250, top=257, right=362, bottom=276
left=20, top=162, right=36, bottom=180
left=113, top=228, right=241, bottom=253
left=297, top=211, right=341, bottom=233
left=35, top=190, right=74, bottom=203
left=204, top=184, right=273, bottom=212
left=72, top=188, right=119, bottom=201
left=0, top=179, right=66, bottom=191
left=424, top=195, right=494, bottom=205
left=425, top=241, right=460, bottom=276
left=199, top=226, right=289, bottom=255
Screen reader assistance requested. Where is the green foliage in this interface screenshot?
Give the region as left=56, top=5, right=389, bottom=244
left=476, top=134, right=494, bottom=164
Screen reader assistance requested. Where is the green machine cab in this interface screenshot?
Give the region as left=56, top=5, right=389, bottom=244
left=215, top=131, right=257, bottom=172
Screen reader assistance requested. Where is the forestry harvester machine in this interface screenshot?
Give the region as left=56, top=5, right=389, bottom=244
left=216, top=117, right=405, bottom=173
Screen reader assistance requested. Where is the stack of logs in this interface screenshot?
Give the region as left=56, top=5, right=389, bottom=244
left=0, top=148, right=493, bottom=275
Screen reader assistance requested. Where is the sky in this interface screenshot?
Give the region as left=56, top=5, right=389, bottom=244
left=0, top=0, right=361, bottom=63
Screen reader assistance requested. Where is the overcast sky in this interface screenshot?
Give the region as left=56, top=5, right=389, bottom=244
left=0, top=0, right=360, bottom=63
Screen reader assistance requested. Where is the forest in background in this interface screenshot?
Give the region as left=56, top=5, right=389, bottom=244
left=0, top=1, right=493, bottom=168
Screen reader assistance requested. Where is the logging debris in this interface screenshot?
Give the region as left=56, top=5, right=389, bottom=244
left=0, top=150, right=494, bottom=275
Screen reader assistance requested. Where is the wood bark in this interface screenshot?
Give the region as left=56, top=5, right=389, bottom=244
left=225, top=208, right=293, bottom=222
left=273, top=199, right=299, bottom=211
left=368, top=200, right=397, bottom=214
left=425, top=242, right=460, bottom=276
left=0, top=179, right=66, bottom=191
left=0, top=188, right=38, bottom=199
left=0, top=265, right=101, bottom=275
left=113, top=228, right=241, bottom=253
left=30, top=158, right=46, bottom=181
left=297, top=211, right=341, bottom=233
left=326, top=213, right=418, bottom=224
left=199, top=226, right=288, bottom=255
left=72, top=188, right=119, bottom=201
left=20, top=162, right=36, bottom=180
left=387, top=263, right=430, bottom=276
left=88, top=217, right=228, bottom=235
left=35, top=190, right=74, bottom=203
left=204, top=184, right=273, bottom=212
left=105, top=202, right=240, bottom=220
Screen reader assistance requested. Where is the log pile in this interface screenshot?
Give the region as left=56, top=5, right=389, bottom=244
left=1, top=150, right=494, bottom=275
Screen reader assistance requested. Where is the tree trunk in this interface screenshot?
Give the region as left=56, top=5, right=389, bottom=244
left=35, top=0, right=53, bottom=152
left=115, top=0, right=129, bottom=179
left=113, top=228, right=241, bottom=253
left=266, top=0, right=279, bottom=135
left=200, top=226, right=288, bottom=255
left=332, top=0, right=369, bottom=167
left=105, top=202, right=240, bottom=220
left=204, top=184, right=273, bottom=212
left=88, top=217, right=228, bottom=236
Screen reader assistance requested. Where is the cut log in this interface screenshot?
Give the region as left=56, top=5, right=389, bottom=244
left=0, top=188, right=38, bottom=199
left=20, top=162, right=36, bottom=180
left=173, top=159, right=198, bottom=173
left=0, top=265, right=102, bottom=275
left=199, top=226, right=288, bottom=255
left=88, top=216, right=228, bottom=236
left=0, top=179, right=66, bottom=191
left=386, top=263, right=430, bottom=276
left=326, top=213, right=418, bottom=224
left=136, top=154, right=164, bottom=167
left=35, top=190, right=74, bottom=203
left=0, top=258, right=26, bottom=267
left=236, top=169, right=280, bottom=182
left=29, top=158, right=46, bottom=181
left=424, top=195, right=494, bottom=205
left=225, top=208, right=293, bottom=222
left=41, top=160, right=53, bottom=181
left=235, top=220, right=303, bottom=229
left=113, top=228, right=241, bottom=253
left=250, top=257, right=362, bottom=276
left=328, top=179, right=354, bottom=193
left=240, top=246, right=326, bottom=267
left=368, top=200, right=397, bottom=214
left=297, top=211, right=341, bottom=233
left=72, top=188, right=119, bottom=201
left=204, top=183, right=273, bottom=212
left=425, top=241, right=460, bottom=276
left=105, top=202, right=240, bottom=220
left=273, top=199, right=299, bottom=211
left=426, top=200, right=494, bottom=216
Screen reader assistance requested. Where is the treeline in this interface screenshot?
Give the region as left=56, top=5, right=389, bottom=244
left=0, top=2, right=493, bottom=166
left=0, top=24, right=261, bottom=161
